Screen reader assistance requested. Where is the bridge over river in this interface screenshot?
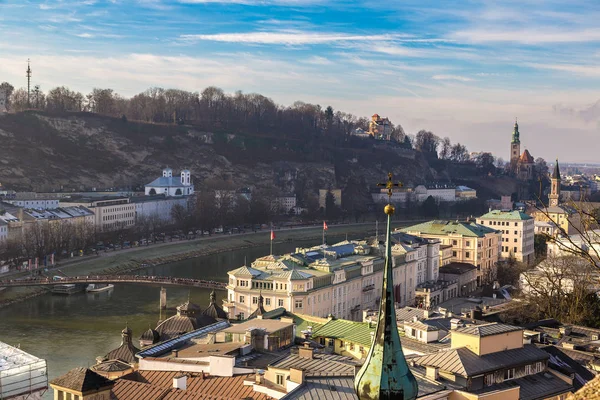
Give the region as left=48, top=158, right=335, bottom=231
left=0, top=275, right=227, bottom=290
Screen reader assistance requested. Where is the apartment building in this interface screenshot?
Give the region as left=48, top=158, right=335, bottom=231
left=61, top=197, right=135, bottom=232
left=477, top=210, right=535, bottom=265
left=3, top=198, right=59, bottom=209
left=400, top=220, right=501, bottom=286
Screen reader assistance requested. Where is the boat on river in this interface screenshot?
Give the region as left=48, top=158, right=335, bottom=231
left=86, top=283, right=115, bottom=293
left=52, top=284, right=85, bottom=295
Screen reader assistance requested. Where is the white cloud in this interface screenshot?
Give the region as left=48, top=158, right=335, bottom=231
left=432, top=74, right=473, bottom=82
left=304, top=56, right=333, bottom=65
left=75, top=33, right=94, bottom=38
left=451, top=28, right=600, bottom=44
left=179, top=31, right=400, bottom=45
left=527, top=63, right=600, bottom=77
left=179, top=0, right=322, bottom=5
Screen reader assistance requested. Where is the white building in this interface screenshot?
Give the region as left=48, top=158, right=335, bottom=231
left=4, top=199, right=59, bottom=209
left=145, top=168, right=194, bottom=197
left=477, top=210, right=535, bottom=265
left=225, top=236, right=442, bottom=321
left=131, top=195, right=188, bottom=223
left=0, top=341, right=48, bottom=400
left=414, top=184, right=456, bottom=203
left=271, top=195, right=297, bottom=214
left=61, top=197, right=134, bottom=232
left=546, top=229, right=600, bottom=259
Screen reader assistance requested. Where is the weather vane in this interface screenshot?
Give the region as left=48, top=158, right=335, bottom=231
left=377, top=172, right=403, bottom=202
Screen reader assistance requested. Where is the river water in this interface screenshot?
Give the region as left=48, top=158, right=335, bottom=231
left=0, top=235, right=348, bottom=399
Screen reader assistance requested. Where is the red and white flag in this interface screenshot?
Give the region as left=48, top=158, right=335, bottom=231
left=323, top=221, right=328, bottom=231
left=270, top=230, right=275, bottom=241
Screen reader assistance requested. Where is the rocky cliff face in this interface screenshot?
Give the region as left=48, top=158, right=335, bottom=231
left=0, top=111, right=445, bottom=195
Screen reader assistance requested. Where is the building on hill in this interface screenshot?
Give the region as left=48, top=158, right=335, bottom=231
left=130, top=194, right=188, bottom=224
left=477, top=209, right=535, bottom=264
left=399, top=220, right=501, bottom=286
left=509, top=120, right=537, bottom=181
left=144, top=167, right=194, bottom=196
left=368, top=113, right=392, bottom=140
left=61, top=197, right=134, bottom=232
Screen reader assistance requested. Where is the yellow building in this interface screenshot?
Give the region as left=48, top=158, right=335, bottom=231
left=400, top=221, right=501, bottom=286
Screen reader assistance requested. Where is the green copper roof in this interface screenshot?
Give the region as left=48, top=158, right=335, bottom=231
left=312, top=319, right=375, bottom=347
left=479, top=210, right=532, bottom=221
left=355, top=203, right=418, bottom=400
left=401, top=220, right=498, bottom=238
left=511, top=120, right=520, bottom=144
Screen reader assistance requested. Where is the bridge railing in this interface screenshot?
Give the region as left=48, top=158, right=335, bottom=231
left=0, top=275, right=226, bottom=289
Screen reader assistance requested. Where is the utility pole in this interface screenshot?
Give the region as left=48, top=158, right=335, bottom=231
left=26, top=59, right=32, bottom=108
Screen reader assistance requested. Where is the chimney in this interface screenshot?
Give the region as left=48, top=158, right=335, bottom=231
left=173, top=375, right=187, bottom=390
left=423, top=309, right=430, bottom=319
left=298, top=343, right=314, bottom=359
left=425, top=366, right=439, bottom=381
left=289, top=368, right=305, bottom=385
left=255, top=371, right=264, bottom=385
left=412, top=316, right=419, bottom=323
left=173, top=349, right=179, bottom=358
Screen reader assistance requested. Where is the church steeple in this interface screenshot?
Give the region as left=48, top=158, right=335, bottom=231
left=549, top=159, right=561, bottom=207
left=510, top=119, right=521, bottom=163
left=355, top=173, right=418, bottom=400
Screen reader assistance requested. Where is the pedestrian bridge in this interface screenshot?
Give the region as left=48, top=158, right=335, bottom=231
left=0, top=275, right=227, bottom=290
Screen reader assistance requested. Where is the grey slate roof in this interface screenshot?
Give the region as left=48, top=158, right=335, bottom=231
left=270, top=353, right=357, bottom=376
left=229, top=265, right=263, bottom=277
left=473, top=371, right=572, bottom=400
left=414, top=344, right=549, bottom=377
left=454, top=323, right=522, bottom=337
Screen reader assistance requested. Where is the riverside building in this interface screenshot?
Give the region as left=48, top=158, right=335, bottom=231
left=224, top=235, right=443, bottom=321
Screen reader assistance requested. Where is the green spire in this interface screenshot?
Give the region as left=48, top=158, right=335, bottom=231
left=355, top=173, right=418, bottom=400
left=511, top=118, right=520, bottom=144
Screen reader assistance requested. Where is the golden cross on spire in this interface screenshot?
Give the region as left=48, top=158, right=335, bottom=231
left=377, top=172, right=403, bottom=201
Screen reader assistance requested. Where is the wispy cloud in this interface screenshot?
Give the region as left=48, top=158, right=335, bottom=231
left=432, top=74, right=473, bottom=82
left=527, top=63, right=600, bottom=77
left=180, top=31, right=401, bottom=45
left=451, top=28, right=600, bottom=44
left=179, top=0, right=322, bottom=5
left=303, top=56, right=333, bottom=65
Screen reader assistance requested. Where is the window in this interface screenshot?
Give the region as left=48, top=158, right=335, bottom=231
left=452, top=240, right=457, bottom=245
left=239, top=296, right=245, bottom=303
left=515, top=222, right=518, bottom=226
left=466, top=241, right=470, bottom=247
left=514, top=238, right=517, bottom=243
left=504, top=368, right=515, bottom=380
left=276, top=374, right=285, bottom=386
left=465, top=252, right=470, bottom=258
left=514, top=230, right=517, bottom=235
left=514, top=247, right=517, bottom=252
left=278, top=299, right=284, bottom=307
left=452, top=251, right=457, bottom=257
left=295, top=299, right=303, bottom=309
left=252, top=297, right=258, bottom=304
left=328, top=339, right=334, bottom=347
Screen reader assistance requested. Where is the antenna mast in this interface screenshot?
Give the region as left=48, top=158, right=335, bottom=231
left=26, top=59, right=32, bottom=108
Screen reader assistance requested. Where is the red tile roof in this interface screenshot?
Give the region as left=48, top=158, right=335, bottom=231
left=519, top=149, right=534, bottom=164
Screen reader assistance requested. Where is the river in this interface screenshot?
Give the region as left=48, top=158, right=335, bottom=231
left=0, top=235, right=349, bottom=399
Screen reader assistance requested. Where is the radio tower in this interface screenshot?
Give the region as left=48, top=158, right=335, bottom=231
left=26, top=59, right=32, bottom=108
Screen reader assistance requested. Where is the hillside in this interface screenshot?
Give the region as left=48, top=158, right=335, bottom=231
left=0, top=111, right=515, bottom=202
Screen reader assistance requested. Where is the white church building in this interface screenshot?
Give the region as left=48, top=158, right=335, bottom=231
left=145, top=168, right=194, bottom=196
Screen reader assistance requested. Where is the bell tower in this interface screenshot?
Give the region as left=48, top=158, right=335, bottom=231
left=549, top=159, right=561, bottom=207
left=510, top=119, right=521, bottom=163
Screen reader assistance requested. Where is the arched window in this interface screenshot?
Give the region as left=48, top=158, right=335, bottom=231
left=175, top=189, right=182, bottom=195
left=149, top=189, right=157, bottom=195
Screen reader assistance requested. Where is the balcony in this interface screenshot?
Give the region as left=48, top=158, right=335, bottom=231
left=222, top=300, right=235, bottom=308
left=362, top=284, right=375, bottom=292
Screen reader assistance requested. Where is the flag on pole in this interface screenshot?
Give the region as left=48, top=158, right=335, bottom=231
left=271, top=229, right=275, bottom=241
left=323, top=221, right=328, bottom=231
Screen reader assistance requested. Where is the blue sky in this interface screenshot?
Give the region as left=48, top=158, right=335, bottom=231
left=1, top=0, right=599, bottom=162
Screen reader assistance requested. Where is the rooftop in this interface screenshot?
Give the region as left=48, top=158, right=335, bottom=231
left=474, top=371, right=572, bottom=400
left=223, top=318, right=293, bottom=334
left=270, top=352, right=358, bottom=376
left=478, top=209, right=532, bottom=221
left=454, top=323, right=522, bottom=337
left=414, top=344, right=548, bottom=376
left=439, top=262, right=478, bottom=275
left=400, top=220, right=499, bottom=238
left=311, top=319, right=374, bottom=347
left=50, top=367, right=113, bottom=392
